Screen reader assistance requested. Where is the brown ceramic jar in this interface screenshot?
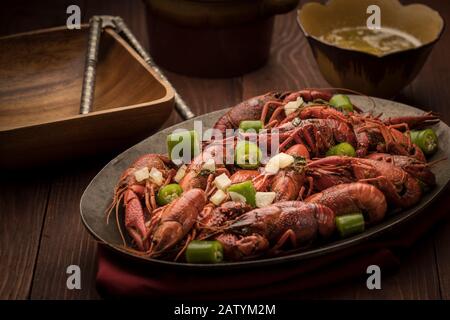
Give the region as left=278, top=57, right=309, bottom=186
left=144, top=0, right=299, bottom=77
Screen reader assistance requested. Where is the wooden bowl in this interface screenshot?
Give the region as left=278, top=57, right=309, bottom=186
left=297, top=0, right=444, bottom=97
left=0, top=26, right=174, bottom=169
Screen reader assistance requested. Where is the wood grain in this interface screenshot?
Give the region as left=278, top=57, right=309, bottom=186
left=0, top=24, right=175, bottom=169
left=0, top=175, right=50, bottom=299
left=243, top=9, right=328, bottom=98
left=0, top=28, right=86, bottom=129
left=165, top=72, right=243, bottom=114
left=295, top=235, right=441, bottom=299
left=30, top=166, right=102, bottom=299
left=435, top=219, right=450, bottom=300
left=397, top=0, right=450, bottom=300
left=79, top=0, right=185, bottom=130
left=0, top=0, right=83, bottom=37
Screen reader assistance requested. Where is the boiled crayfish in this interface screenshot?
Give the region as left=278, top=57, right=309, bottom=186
left=106, top=88, right=440, bottom=262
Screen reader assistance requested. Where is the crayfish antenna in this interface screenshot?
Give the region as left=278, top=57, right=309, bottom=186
left=105, top=186, right=126, bottom=224
left=115, top=244, right=149, bottom=257
left=115, top=197, right=127, bottom=247
left=304, top=86, right=376, bottom=111
left=426, top=157, right=448, bottom=167
left=174, top=229, right=196, bottom=262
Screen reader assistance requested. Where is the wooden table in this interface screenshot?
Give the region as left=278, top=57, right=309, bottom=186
left=1, top=0, right=449, bottom=299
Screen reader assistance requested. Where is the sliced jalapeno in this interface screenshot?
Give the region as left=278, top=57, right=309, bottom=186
left=235, top=140, right=262, bottom=169
left=227, top=180, right=256, bottom=207
left=336, top=213, right=365, bottom=238
left=239, top=120, right=263, bottom=133
left=330, top=94, right=353, bottom=112
left=410, top=129, right=438, bottom=156
left=326, top=142, right=356, bottom=157
left=156, top=183, right=183, bottom=206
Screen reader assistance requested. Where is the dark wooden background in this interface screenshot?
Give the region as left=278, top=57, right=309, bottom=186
left=1, top=0, right=449, bottom=299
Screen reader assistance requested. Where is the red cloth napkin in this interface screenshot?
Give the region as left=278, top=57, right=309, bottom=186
left=96, top=188, right=449, bottom=299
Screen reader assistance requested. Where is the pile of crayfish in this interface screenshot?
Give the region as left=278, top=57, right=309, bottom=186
left=106, top=89, right=440, bottom=263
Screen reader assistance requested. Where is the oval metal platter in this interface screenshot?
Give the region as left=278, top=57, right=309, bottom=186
left=80, top=96, right=450, bottom=270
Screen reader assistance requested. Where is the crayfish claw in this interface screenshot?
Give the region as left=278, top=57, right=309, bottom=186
left=124, top=189, right=149, bottom=251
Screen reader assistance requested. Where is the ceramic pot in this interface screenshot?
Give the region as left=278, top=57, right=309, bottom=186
left=297, top=0, right=444, bottom=98
left=144, top=0, right=299, bottom=77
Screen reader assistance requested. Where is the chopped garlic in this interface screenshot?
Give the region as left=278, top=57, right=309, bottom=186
left=277, top=153, right=295, bottom=168
left=229, top=191, right=247, bottom=204
left=174, top=164, right=187, bottom=183
left=284, top=97, right=304, bottom=116
left=201, top=158, right=216, bottom=173
left=265, top=152, right=295, bottom=174
left=210, top=189, right=227, bottom=206
left=214, top=173, right=232, bottom=191
left=265, top=160, right=279, bottom=175
left=134, top=167, right=149, bottom=182
left=256, top=192, right=276, bottom=208
left=149, top=167, right=164, bottom=186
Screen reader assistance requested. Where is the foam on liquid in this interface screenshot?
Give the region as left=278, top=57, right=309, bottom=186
left=319, top=26, right=421, bottom=55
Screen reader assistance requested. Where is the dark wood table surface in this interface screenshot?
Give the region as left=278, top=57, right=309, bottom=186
left=1, top=0, right=449, bottom=299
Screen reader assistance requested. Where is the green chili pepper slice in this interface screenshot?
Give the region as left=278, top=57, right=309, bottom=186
left=167, top=130, right=200, bottom=161
left=410, top=129, right=438, bottom=156
left=235, top=140, right=262, bottom=169
left=185, top=240, right=224, bottom=263
left=329, top=94, right=353, bottom=112
left=326, top=142, right=356, bottom=157
left=239, top=120, right=264, bottom=133
left=227, top=180, right=256, bottom=207
left=335, top=213, right=365, bottom=238
left=156, top=183, right=183, bottom=206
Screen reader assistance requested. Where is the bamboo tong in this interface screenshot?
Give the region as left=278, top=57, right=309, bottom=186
left=80, top=15, right=195, bottom=120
